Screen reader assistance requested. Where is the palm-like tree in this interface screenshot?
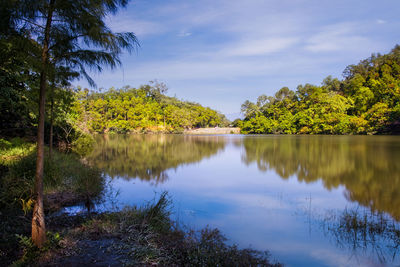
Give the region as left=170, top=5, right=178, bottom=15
left=1, top=0, right=138, bottom=247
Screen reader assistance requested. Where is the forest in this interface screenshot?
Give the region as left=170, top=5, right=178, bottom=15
left=4, top=43, right=400, bottom=139
left=238, top=46, right=400, bottom=134
left=74, top=83, right=228, bottom=133
left=1, top=77, right=228, bottom=142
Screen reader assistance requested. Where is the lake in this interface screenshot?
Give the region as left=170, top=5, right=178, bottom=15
left=76, top=134, right=400, bottom=266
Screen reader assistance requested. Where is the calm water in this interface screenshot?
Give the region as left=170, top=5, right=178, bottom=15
left=81, top=134, right=400, bottom=266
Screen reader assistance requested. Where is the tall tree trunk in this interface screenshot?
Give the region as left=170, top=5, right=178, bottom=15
left=49, top=86, right=54, bottom=159
left=32, top=0, right=55, bottom=248
left=32, top=70, right=47, bottom=248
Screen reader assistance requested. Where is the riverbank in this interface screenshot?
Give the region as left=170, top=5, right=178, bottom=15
left=184, top=127, right=241, bottom=134
left=0, top=138, right=280, bottom=266
left=34, top=193, right=281, bottom=266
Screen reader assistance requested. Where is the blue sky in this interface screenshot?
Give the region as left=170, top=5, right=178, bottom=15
left=77, top=0, right=400, bottom=119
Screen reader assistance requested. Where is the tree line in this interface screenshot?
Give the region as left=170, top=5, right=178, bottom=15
left=72, top=82, right=228, bottom=134
left=238, top=46, right=400, bottom=134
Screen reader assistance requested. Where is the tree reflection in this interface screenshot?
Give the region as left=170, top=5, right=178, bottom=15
left=87, top=134, right=226, bottom=184
left=240, top=136, right=400, bottom=220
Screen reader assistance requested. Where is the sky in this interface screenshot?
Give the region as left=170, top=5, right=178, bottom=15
left=76, top=0, right=400, bottom=119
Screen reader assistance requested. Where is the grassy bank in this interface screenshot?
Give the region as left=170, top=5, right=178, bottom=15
left=0, top=138, right=280, bottom=266
left=0, top=138, right=105, bottom=265
left=38, top=193, right=281, bottom=266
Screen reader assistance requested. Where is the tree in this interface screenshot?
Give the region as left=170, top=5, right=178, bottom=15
left=0, top=34, right=41, bottom=136
left=1, top=0, right=138, bottom=247
left=241, top=100, right=260, bottom=119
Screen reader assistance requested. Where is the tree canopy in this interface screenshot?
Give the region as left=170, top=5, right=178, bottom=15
left=71, top=84, right=229, bottom=133
left=240, top=45, right=400, bottom=135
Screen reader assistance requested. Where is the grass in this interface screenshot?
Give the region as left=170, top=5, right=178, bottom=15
left=0, top=137, right=105, bottom=265
left=322, top=208, right=400, bottom=264
left=44, top=192, right=281, bottom=266
left=0, top=146, right=105, bottom=212
left=0, top=137, right=36, bottom=166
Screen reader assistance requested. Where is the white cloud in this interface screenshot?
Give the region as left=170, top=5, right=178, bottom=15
left=106, top=14, right=167, bottom=37
left=376, top=19, right=386, bottom=24
left=305, top=23, right=372, bottom=53
left=177, top=30, right=192, bottom=37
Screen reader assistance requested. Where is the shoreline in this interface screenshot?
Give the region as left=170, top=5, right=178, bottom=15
left=37, top=195, right=281, bottom=267
left=184, top=127, right=241, bottom=134
left=0, top=139, right=280, bottom=266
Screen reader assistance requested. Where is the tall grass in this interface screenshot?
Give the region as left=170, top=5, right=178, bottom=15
left=0, top=137, right=35, bottom=165
left=74, top=192, right=281, bottom=266
left=0, top=148, right=105, bottom=211
left=0, top=138, right=105, bottom=265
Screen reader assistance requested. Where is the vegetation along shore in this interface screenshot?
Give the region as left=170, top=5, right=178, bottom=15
left=236, top=46, right=400, bottom=135
left=0, top=0, right=399, bottom=265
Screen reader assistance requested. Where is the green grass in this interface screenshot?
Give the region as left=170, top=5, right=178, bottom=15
left=63, top=193, right=281, bottom=266
left=0, top=147, right=105, bottom=211
left=0, top=137, right=35, bottom=165
left=0, top=137, right=105, bottom=265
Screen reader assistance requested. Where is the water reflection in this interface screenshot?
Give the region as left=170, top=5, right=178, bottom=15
left=320, top=208, right=400, bottom=264
left=240, top=135, right=400, bottom=220
left=84, top=134, right=400, bottom=266
left=88, top=135, right=400, bottom=220
left=87, top=134, right=226, bottom=183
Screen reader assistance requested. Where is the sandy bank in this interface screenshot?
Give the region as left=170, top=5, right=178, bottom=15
left=184, top=127, right=240, bottom=135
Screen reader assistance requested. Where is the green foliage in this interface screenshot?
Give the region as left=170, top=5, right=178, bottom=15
left=72, top=84, right=227, bottom=133
left=0, top=36, right=39, bottom=137
left=232, top=118, right=243, bottom=128
left=12, top=232, right=62, bottom=266
left=0, top=137, right=104, bottom=264
left=0, top=138, right=35, bottom=165
left=0, top=141, right=104, bottom=212
left=138, top=191, right=172, bottom=233
left=0, top=152, right=36, bottom=207
left=242, top=45, right=400, bottom=134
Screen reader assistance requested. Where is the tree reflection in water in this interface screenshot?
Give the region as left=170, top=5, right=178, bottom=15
left=240, top=135, right=400, bottom=220
left=84, top=134, right=400, bottom=264
left=87, top=134, right=226, bottom=184
left=240, top=135, right=400, bottom=264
